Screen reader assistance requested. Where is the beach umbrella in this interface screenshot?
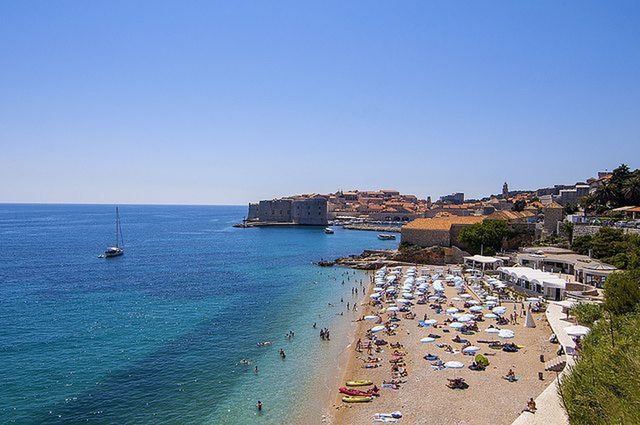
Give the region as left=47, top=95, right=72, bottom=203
left=484, top=313, right=498, bottom=319
left=485, top=327, right=500, bottom=334
left=396, top=298, right=411, bottom=304
left=565, top=325, right=591, bottom=337
left=462, top=346, right=480, bottom=354
left=370, top=293, right=381, bottom=299
left=446, top=307, right=459, bottom=314
left=524, top=309, right=536, bottom=328
left=402, top=293, right=415, bottom=299
left=387, top=306, right=400, bottom=312
left=423, top=319, right=438, bottom=325
left=468, top=300, right=481, bottom=305
left=485, top=301, right=497, bottom=307
left=450, top=322, right=465, bottom=329
left=526, top=297, right=541, bottom=302
left=364, top=315, right=379, bottom=321
left=492, top=306, right=507, bottom=315
left=469, top=306, right=483, bottom=312
left=451, top=297, right=462, bottom=301
left=495, top=283, right=507, bottom=289
left=373, top=287, right=384, bottom=292
left=498, top=329, right=515, bottom=339
left=460, top=294, right=472, bottom=299
left=444, top=361, right=464, bottom=369
left=428, top=295, right=440, bottom=301
left=370, top=325, right=386, bottom=333
left=420, top=337, right=435, bottom=343
left=486, top=296, right=499, bottom=301
left=456, top=314, right=474, bottom=323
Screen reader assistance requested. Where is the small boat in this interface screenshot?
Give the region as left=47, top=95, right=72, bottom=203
left=346, top=380, right=372, bottom=387
left=342, top=395, right=373, bottom=403
left=324, top=228, right=334, bottom=234
left=102, top=206, right=124, bottom=258
left=378, top=234, right=396, bottom=240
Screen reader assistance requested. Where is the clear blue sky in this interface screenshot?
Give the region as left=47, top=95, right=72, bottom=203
left=1, top=1, right=639, bottom=204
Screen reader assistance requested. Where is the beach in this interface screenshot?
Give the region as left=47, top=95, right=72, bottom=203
left=326, top=265, right=556, bottom=425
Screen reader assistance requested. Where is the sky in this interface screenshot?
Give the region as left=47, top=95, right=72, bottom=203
left=1, top=1, right=639, bottom=205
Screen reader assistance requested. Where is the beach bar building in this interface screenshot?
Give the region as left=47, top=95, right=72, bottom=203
left=463, top=255, right=504, bottom=271
left=498, top=266, right=567, bottom=301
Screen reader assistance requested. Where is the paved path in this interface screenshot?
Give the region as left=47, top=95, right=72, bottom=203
left=511, top=302, right=576, bottom=425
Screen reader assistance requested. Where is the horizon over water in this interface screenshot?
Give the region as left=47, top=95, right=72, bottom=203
left=0, top=204, right=397, bottom=424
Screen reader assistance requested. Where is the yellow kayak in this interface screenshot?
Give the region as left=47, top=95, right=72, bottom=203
left=346, top=380, right=373, bottom=387
left=342, top=396, right=373, bottom=403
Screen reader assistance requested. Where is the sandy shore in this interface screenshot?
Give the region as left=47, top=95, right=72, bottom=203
left=326, top=265, right=556, bottom=425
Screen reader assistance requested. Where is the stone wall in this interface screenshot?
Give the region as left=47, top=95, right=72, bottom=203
left=292, top=198, right=328, bottom=225
left=400, top=228, right=450, bottom=247
left=247, top=203, right=259, bottom=221
left=572, top=224, right=640, bottom=242
left=257, top=199, right=293, bottom=222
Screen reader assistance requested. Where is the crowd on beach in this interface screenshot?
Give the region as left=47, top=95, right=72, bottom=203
left=333, top=264, right=556, bottom=424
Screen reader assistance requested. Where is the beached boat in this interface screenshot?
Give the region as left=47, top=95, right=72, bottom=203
left=342, top=395, right=373, bottom=403
left=324, top=228, right=334, bottom=234
left=378, top=234, right=396, bottom=240
left=102, top=206, right=124, bottom=258
left=345, top=380, right=372, bottom=387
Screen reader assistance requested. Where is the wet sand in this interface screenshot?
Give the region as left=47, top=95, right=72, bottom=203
left=326, top=266, right=556, bottom=425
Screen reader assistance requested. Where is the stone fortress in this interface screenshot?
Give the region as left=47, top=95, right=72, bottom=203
left=246, top=197, right=328, bottom=226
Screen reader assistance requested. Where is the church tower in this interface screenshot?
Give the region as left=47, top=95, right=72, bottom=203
left=502, top=182, right=509, bottom=198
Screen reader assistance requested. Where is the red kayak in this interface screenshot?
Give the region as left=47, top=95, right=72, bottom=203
left=339, top=386, right=379, bottom=396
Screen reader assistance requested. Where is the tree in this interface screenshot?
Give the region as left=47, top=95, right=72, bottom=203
left=458, top=220, right=512, bottom=255
left=512, top=199, right=526, bottom=212
left=563, top=203, right=578, bottom=215
left=603, top=270, right=640, bottom=316
left=571, top=302, right=602, bottom=327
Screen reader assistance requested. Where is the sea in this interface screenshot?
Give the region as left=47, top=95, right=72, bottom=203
left=0, top=204, right=398, bottom=424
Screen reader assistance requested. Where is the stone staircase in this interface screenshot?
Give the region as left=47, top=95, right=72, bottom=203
left=544, top=355, right=567, bottom=372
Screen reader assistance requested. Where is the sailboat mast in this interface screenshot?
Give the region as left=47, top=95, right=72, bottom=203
left=115, top=206, right=120, bottom=248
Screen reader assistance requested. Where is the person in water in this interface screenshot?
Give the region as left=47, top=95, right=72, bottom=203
left=279, top=349, right=286, bottom=359
left=257, top=400, right=262, bottom=412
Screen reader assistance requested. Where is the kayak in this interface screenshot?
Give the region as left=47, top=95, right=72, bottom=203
left=342, top=395, right=373, bottom=403
left=339, top=386, right=379, bottom=396
left=346, top=380, right=373, bottom=387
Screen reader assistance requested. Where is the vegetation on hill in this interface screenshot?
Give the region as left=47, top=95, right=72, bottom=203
left=572, top=227, right=640, bottom=269
left=583, top=164, right=640, bottom=213
left=560, top=270, right=640, bottom=424
left=457, top=220, right=512, bottom=256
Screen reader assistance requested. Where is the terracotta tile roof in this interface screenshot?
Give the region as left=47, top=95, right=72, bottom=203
left=487, top=210, right=535, bottom=221
left=403, top=215, right=485, bottom=231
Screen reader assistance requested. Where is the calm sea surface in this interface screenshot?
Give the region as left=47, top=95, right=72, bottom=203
left=0, top=204, right=398, bottom=424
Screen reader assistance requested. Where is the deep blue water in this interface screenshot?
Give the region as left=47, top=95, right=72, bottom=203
left=0, top=204, right=397, bottom=424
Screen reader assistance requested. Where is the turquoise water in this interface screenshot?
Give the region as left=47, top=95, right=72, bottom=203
left=0, top=204, right=397, bottom=424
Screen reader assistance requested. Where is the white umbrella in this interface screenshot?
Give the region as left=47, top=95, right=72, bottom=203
left=492, top=306, right=507, bottom=315
left=364, top=315, right=379, bottom=321
left=498, top=329, right=515, bottom=339
left=402, top=293, right=415, bottom=299
left=469, top=306, right=483, bottom=312
left=370, top=293, right=381, bottom=299
left=370, top=325, right=386, bottom=333
left=452, top=297, right=462, bottom=301
left=484, top=313, right=498, bottom=319
left=456, top=314, right=474, bottom=323
left=450, top=322, right=465, bottom=329
left=526, top=297, right=541, bottom=302
left=420, top=337, right=436, bottom=343
left=428, top=296, right=440, bottom=301
left=486, top=296, right=499, bottom=301
left=462, top=346, right=480, bottom=354
left=373, top=287, right=384, bottom=292
left=565, top=325, right=591, bottom=337
left=485, top=327, right=500, bottom=334
left=396, top=298, right=411, bottom=304
left=423, top=319, right=438, bottom=325
left=444, top=361, right=464, bottom=369
left=446, top=307, right=459, bottom=314
left=387, top=306, right=400, bottom=312
left=460, top=294, right=472, bottom=299
left=468, top=300, right=481, bottom=305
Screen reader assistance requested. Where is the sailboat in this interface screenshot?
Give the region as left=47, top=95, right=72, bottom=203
left=103, top=206, right=124, bottom=258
